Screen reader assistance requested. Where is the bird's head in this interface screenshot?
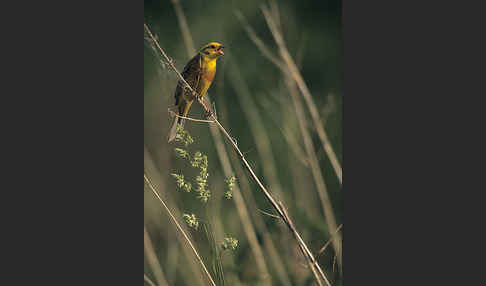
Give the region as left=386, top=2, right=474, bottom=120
left=200, top=42, right=225, bottom=60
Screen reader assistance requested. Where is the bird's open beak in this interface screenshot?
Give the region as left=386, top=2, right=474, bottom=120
left=217, top=46, right=225, bottom=56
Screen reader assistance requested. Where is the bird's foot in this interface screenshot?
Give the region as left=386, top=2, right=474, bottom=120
left=204, top=110, right=212, bottom=119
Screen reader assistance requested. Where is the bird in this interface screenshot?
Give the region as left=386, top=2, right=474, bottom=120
left=168, top=42, right=225, bottom=142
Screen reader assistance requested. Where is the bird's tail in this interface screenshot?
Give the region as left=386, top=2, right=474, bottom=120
left=168, top=100, right=192, bottom=142
left=168, top=115, right=184, bottom=143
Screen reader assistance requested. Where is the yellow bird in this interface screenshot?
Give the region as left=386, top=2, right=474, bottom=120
left=168, top=42, right=225, bottom=142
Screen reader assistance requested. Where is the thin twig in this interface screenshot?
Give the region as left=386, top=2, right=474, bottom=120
left=144, top=174, right=217, bottom=286
left=144, top=22, right=332, bottom=286
left=316, top=224, right=343, bottom=259
left=257, top=208, right=281, bottom=220
left=168, top=109, right=215, bottom=123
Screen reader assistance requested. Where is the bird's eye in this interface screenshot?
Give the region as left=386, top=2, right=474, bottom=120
left=210, top=45, right=215, bottom=49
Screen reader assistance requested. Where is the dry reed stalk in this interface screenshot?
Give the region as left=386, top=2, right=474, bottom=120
left=261, top=6, right=343, bottom=185
left=237, top=6, right=342, bottom=270
left=144, top=226, right=170, bottom=286
left=145, top=22, right=331, bottom=286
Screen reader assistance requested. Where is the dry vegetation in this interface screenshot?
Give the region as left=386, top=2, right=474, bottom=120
left=144, top=1, right=342, bottom=285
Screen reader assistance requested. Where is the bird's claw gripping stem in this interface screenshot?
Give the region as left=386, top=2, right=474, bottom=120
left=204, top=110, right=212, bottom=119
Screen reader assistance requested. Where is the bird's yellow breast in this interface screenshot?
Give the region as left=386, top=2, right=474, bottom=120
left=197, top=57, right=217, bottom=98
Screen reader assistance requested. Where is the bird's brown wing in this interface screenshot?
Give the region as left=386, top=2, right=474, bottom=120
left=174, top=53, right=202, bottom=106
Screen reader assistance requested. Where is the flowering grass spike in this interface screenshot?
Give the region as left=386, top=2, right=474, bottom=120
left=224, top=175, right=236, bottom=199
left=175, top=148, right=190, bottom=160
left=182, top=213, right=199, bottom=230
left=221, top=237, right=238, bottom=251
left=174, top=124, right=194, bottom=147
left=171, top=173, right=192, bottom=192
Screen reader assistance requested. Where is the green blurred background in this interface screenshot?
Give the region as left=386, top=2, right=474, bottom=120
left=144, top=1, right=342, bottom=285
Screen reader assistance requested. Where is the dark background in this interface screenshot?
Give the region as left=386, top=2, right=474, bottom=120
left=2, top=0, right=480, bottom=285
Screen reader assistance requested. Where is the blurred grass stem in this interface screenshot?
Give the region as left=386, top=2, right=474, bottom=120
left=169, top=0, right=196, bottom=56
left=144, top=226, right=169, bottom=286
left=144, top=274, right=157, bottom=286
